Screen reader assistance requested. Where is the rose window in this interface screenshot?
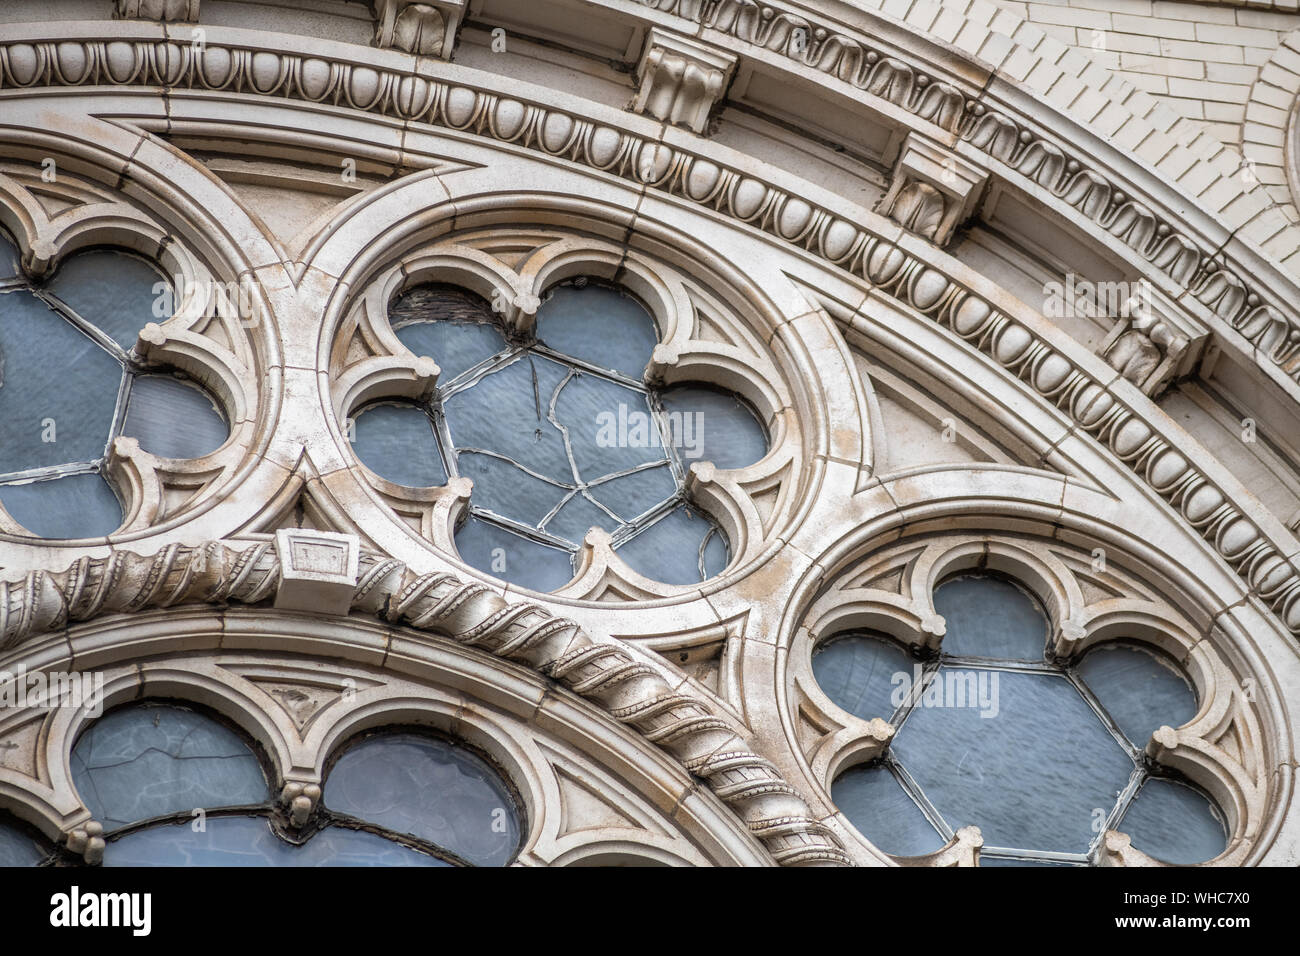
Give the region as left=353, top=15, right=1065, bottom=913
left=349, top=279, right=767, bottom=591
left=814, top=572, right=1229, bottom=865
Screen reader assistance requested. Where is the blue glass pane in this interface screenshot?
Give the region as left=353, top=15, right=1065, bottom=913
left=588, top=464, right=676, bottom=521
left=0, top=232, right=19, bottom=280
left=542, top=493, right=618, bottom=546
left=443, top=355, right=574, bottom=483
left=46, top=251, right=164, bottom=351
left=935, top=574, right=1048, bottom=661
left=0, top=289, right=123, bottom=472
left=458, top=451, right=568, bottom=526
left=0, top=472, right=123, bottom=539
left=392, top=285, right=508, bottom=383
left=0, top=819, right=48, bottom=866
left=455, top=515, right=574, bottom=592
left=980, top=855, right=1081, bottom=867
left=351, top=402, right=445, bottom=488
left=122, top=374, right=228, bottom=459
left=833, top=763, right=945, bottom=857
left=659, top=386, right=767, bottom=470
left=555, top=372, right=666, bottom=479
left=103, top=816, right=451, bottom=867
left=893, top=668, right=1134, bottom=853
left=536, top=284, right=659, bottom=379
left=72, top=703, right=269, bottom=832
left=1077, top=644, right=1197, bottom=748
left=324, top=734, right=521, bottom=867
left=813, top=633, right=914, bottom=723
left=614, top=503, right=722, bottom=585
left=1119, top=777, right=1226, bottom=864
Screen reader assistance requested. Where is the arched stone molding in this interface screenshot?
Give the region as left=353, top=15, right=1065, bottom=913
left=1243, top=29, right=1300, bottom=222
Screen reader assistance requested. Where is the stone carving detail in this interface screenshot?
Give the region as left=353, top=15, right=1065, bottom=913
left=114, top=0, right=198, bottom=20
left=631, top=29, right=736, bottom=134
left=0, top=539, right=850, bottom=866
left=272, top=529, right=361, bottom=616
left=372, top=0, right=463, bottom=59
left=878, top=134, right=987, bottom=246
left=1098, top=296, right=1192, bottom=397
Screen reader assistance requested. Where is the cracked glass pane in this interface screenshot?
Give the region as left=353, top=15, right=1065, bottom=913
left=443, top=354, right=574, bottom=483
left=351, top=402, right=446, bottom=488
left=892, top=669, right=1134, bottom=854
left=103, top=816, right=451, bottom=867
left=934, top=574, right=1049, bottom=661
left=457, top=451, right=569, bottom=526
left=0, top=817, right=48, bottom=866
left=813, top=632, right=914, bottom=723
left=455, top=515, right=575, bottom=592
left=1076, top=644, right=1197, bottom=748
left=555, top=372, right=667, bottom=478
left=71, top=703, right=270, bottom=832
left=0, top=472, right=123, bottom=539
left=659, top=385, right=767, bottom=470
left=1117, top=777, right=1226, bottom=864
left=324, top=733, right=521, bottom=867
left=122, top=374, right=228, bottom=460
left=0, top=289, right=123, bottom=473
left=588, top=464, right=676, bottom=522
left=535, top=284, right=658, bottom=379
left=543, top=492, right=618, bottom=546
left=45, top=250, right=164, bottom=352
left=614, top=503, right=726, bottom=586
left=833, top=763, right=945, bottom=857
left=392, top=285, right=508, bottom=383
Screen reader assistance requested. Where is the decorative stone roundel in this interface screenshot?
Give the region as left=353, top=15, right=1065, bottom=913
left=0, top=234, right=228, bottom=539
left=349, top=279, right=767, bottom=591
left=815, top=573, right=1226, bottom=866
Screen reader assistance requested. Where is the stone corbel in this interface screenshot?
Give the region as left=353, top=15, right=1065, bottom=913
left=878, top=133, right=988, bottom=247
left=113, top=0, right=199, bottom=20
left=272, top=529, right=361, bottom=616
left=372, top=0, right=464, bottom=59
left=1097, top=285, right=1206, bottom=397
left=631, top=29, right=737, bottom=135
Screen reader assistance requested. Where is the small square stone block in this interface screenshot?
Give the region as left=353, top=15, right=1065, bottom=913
left=273, top=529, right=361, bottom=616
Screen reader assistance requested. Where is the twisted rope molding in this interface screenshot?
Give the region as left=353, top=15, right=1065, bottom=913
left=0, top=538, right=851, bottom=866
left=0, top=28, right=1296, bottom=389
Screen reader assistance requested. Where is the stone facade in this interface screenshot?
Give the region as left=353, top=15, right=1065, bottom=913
left=0, top=0, right=1298, bottom=866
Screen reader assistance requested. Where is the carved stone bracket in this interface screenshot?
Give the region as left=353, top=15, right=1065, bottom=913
left=878, top=134, right=988, bottom=246
left=272, top=529, right=361, bottom=616
left=1097, top=287, right=1203, bottom=397
left=113, top=0, right=198, bottom=21
left=631, top=29, right=736, bottom=135
left=372, top=0, right=464, bottom=59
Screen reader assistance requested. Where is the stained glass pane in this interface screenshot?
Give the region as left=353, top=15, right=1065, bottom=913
left=0, top=818, right=48, bottom=866
left=813, top=632, right=914, bottom=723
left=46, top=250, right=165, bottom=351
left=351, top=402, right=446, bottom=488
left=1077, top=644, right=1197, bottom=748
left=0, top=289, right=122, bottom=473
left=71, top=703, right=269, bottom=832
left=122, top=374, right=228, bottom=460
left=833, top=763, right=945, bottom=857
left=0, top=472, right=123, bottom=539
left=892, top=668, right=1134, bottom=853
left=103, top=816, right=451, bottom=867
left=1119, top=777, right=1227, bottom=864
left=614, top=503, right=723, bottom=585
left=535, top=284, right=658, bottom=379
left=935, top=574, right=1049, bottom=661
left=324, top=733, right=521, bottom=867
left=455, top=515, right=574, bottom=592
left=659, top=386, right=767, bottom=470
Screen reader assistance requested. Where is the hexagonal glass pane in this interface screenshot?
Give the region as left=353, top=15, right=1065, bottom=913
left=813, top=632, right=915, bottom=723
left=892, top=668, right=1135, bottom=853
left=935, top=574, right=1049, bottom=661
